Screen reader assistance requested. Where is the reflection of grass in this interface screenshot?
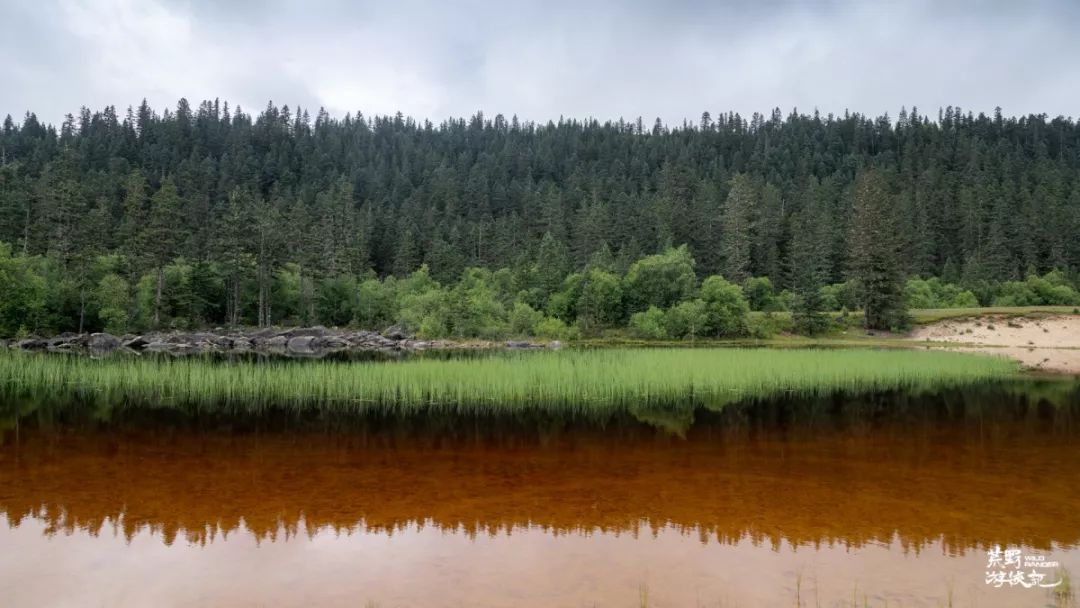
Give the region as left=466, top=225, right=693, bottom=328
left=0, top=348, right=1016, bottom=414
left=1053, top=567, right=1074, bottom=607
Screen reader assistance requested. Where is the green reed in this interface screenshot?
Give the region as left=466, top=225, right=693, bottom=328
left=0, top=348, right=1018, bottom=414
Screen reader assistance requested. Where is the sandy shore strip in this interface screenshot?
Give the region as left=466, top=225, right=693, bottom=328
left=908, top=314, right=1080, bottom=373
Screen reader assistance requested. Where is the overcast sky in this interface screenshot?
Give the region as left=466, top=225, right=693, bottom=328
left=3, top=0, right=1079, bottom=127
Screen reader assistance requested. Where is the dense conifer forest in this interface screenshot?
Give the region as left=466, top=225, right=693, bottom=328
left=3, top=99, right=1080, bottom=338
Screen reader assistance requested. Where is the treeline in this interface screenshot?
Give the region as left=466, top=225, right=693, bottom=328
left=4, top=240, right=1080, bottom=340
left=2, top=100, right=1080, bottom=337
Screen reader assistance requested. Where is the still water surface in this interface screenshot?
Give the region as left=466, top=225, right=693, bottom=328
left=2, top=382, right=1079, bottom=607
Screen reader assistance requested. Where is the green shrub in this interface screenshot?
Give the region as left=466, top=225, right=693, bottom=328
left=743, top=277, right=786, bottom=312
left=94, top=274, right=130, bottom=334
left=623, top=246, right=697, bottom=311
left=398, top=274, right=451, bottom=336
left=991, top=272, right=1080, bottom=307
left=749, top=313, right=794, bottom=339
left=777, top=289, right=797, bottom=312
left=533, top=316, right=578, bottom=340
left=544, top=272, right=582, bottom=321
left=510, top=302, right=543, bottom=336
left=820, top=280, right=860, bottom=311
left=0, top=243, right=48, bottom=336
left=418, top=315, right=448, bottom=339
left=354, top=276, right=397, bottom=329
left=629, top=306, right=668, bottom=339
left=577, top=268, right=624, bottom=328
left=447, top=268, right=509, bottom=338
left=664, top=299, right=708, bottom=339
left=905, top=277, right=979, bottom=309
left=700, top=276, right=750, bottom=337
left=317, top=275, right=359, bottom=327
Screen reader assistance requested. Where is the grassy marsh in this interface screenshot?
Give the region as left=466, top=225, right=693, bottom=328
left=0, top=348, right=1018, bottom=413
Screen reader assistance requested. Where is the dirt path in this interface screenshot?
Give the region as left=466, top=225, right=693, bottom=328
left=908, top=314, right=1080, bottom=373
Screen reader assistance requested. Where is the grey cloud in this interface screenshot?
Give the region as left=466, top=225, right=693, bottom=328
left=2, top=0, right=1079, bottom=126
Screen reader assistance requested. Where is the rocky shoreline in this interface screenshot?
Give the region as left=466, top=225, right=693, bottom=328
left=4, top=326, right=558, bottom=356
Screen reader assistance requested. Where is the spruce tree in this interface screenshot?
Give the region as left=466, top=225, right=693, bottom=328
left=720, top=174, right=754, bottom=284
left=790, top=194, right=830, bottom=335
left=146, top=178, right=184, bottom=327
left=849, top=170, right=908, bottom=330
left=393, top=225, right=420, bottom=277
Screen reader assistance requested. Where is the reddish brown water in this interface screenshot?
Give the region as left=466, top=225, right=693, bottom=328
left=2, top=387, right=1079, bottom=607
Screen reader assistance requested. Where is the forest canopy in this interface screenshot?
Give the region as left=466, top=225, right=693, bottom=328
left=2, top=100, right=1080, bottom=337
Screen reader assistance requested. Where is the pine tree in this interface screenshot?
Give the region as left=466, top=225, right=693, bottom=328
left=753, top=182, right=784, bottom=282
left=214, top=188, right=255, bottom=326
left=393, top=225, right=421, bottom=277
left=254, top=196, right=287, bottom=327
left=534, top=231, right=570, bottom=303
left=146, top=178, right=184, bottom=327
left=119, top=170, right=149, bottom=278
left=849, top=170, right=908, bottom=330
left=720, top=174, right=754, bottom=284
left=790, top=190, right=830, bottom=335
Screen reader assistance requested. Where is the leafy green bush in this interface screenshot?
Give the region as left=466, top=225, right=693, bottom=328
left=0, top=243, right=47, bottom=336
left=664, top=299, right=708, bottom=339
left=991, top=271, right=1080, bottom=306
left=447, top=268, right=509, bottom=338
left=544, top=272, right=582, bottom=321
left=743, top=277, right=786, bottom=312
left=628, top=306, right=668, bottom=339
left=397, top=268, right=451, bottom=337
left=354, top=276, right=397, bottom=329
left=317, top=275, right=360, bottom=327
left=700, top=276, right=750, bottom=337
left=748, top=312, right=794, bottom=339
left=577, top=268, right=624, bottom=328
left=777, top=289, right=797, bottom=312
left=533, top=316, right=578, bottom=340
left=623, top=246, right=697, bottom=312
left=94, top=274, right=130, bottom=334
left=904, top=277, right=979, bottom=309
left=418, top=315, right=448, bottom=339
left=510, top=302, right=543, bottom=336
left=820, top=280, right=860, bottom=311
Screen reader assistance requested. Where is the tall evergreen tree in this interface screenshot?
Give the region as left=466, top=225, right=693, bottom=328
left=849, top=170, right=908, bottom=330
left=790, top=185, right=830, bottom=335
left=145, top=178, right=184, bottom=327
left=720, top=174, right=754, bottom=284
left=393, top=225, right=421, bottom=277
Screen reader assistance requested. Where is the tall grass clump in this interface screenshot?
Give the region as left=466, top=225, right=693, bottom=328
left=0, top=348, right=1017, bottom=414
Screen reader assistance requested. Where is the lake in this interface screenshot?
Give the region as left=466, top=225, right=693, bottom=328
left=1, top=360, right=1079, bottom=607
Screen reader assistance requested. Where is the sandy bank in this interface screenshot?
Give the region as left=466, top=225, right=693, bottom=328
left=908, top=314, right=1080, bottom=373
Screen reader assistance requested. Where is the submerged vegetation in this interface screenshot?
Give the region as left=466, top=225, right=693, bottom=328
left=0, top=348, right=1017, bottom=413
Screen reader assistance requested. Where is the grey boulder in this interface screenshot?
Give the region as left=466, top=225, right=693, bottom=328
left=87, top=333, right=121, bottom=350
